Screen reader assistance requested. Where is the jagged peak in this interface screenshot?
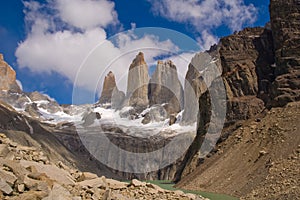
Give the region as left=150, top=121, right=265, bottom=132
left=129, top=52, right=147, bottom=69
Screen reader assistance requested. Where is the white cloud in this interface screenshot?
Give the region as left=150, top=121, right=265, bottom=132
left=56, top=0, right=118, bottom=30
left=16, top=28, right=107, bottom=81
left=148, top=0, right=257, bottom=49
left=197, top=30, right=219, bottom=50
left=16, top=0, right=181, bottom=97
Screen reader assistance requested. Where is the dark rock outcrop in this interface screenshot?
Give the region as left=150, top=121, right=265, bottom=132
left=0, top=54, right=21, bottom=93
left=219, top=27, right=275, bottom=123
left=126, top=52, right=149, bottom=108
left=269, top=0, right=300, bottom=106
left=149, top=60, right=184, bottom=115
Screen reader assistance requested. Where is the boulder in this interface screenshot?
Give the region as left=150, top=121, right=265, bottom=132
left=77, top=177, right=106, bottom=188
left=0, top=178, right=13, bottom=195
left=43, top=183, right=72, bottom=200
left=106, top=178, right=128, bottom=189
left=130, top=179, right=146, bottom=187
left=0, top=169, right=17, bottom=186
left=20, top=160, right=75, bottom=186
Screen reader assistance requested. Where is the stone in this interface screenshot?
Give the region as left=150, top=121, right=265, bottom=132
left=23, top=176, right=49, bottom=191
left=106, top=178, right=128, bottom=189
left=173, top=190, right=185, bottom=196
left=126, top=52, right=149, bottom=108
left=0, top=178, right=13, bottom=195
left=78, top=172, right=98, bottom=181
left=0, top=144, right=9, bottom=157
left=0, top=169, right=17, bottom=186
left=20, top=160, right=75, bottom=185
left=102, top=189, right=112, bottom=200
left=17, top=183, right=25, bottom=193
left=2, top=159, right=28, bottom=180
left=43, top=183, right=72, bottom=200
left=146, top=183, right=165, bottom=193
left=12, top=191, right=48, bottom=200
left=77, top=177, right=106, bottom=188
left=130, top=179, right=146, bottom=187
left=149, top=60, right=184, bottom=115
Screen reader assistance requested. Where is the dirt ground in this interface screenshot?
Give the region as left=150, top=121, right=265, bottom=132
left=176, top=101, right=300, bottom=199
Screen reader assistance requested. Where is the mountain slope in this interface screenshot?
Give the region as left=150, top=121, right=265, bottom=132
left=176, top=101, right=300, bottom=199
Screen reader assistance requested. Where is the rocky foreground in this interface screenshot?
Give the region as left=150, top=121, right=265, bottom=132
left=0, top=134, right=207, bottom=200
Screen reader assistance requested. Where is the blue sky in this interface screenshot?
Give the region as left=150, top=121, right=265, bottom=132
left=0, top=0, right=270, bottom=104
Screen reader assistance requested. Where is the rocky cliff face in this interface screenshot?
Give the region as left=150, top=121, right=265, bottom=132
left=0, top=54, right=21, bottom=93
left=126, top=52, right=149, bottom=108
left=98, top=71, right=125, bottom=108
left=220, top=27, right=275, bottom=124
left=269, top=0, right=300, bottom=106
left=149, top=60, right=184, bottom=115
left=175, top=0, right=300, bottom=186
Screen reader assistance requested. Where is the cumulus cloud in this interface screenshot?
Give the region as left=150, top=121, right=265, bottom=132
left=148, top=0, right=257, bottom=49
left=16, top=0, right=182, bottom=97
left=56, top=0, right=118, bottom=30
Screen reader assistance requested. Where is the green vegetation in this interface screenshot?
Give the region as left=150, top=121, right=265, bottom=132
left=146, top=180, right=239, bottom=200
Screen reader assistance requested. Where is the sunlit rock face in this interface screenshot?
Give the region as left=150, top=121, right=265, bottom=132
left=98, top=71, right=125, bottom=108
left=0, top=54, right=21, bottom=93
left=126, top=52, right=149, bottom=109
left=149, top=60, right=184, bottom=116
